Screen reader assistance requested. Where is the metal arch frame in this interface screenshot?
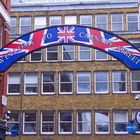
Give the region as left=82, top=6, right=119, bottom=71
left=0, top=25, right=140, bottom=72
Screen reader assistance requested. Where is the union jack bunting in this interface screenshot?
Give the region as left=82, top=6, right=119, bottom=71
left=0, top=25, right=140, bottom=72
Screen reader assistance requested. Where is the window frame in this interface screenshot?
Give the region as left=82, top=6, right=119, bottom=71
left=95, top=14, right=108, bottom=30
left=58, top=111, right=73, bottom=134
left=77, top=72, right=91, bottom=94
left=126, top=13, right=139, bottom=31
left=34, top=16, right=46, bottom=30
left=64, top=15, right=77, bottom=25
left=131, top=71, right=140, bottom=93
left=112, top=71, right=127, bottom=94
left=24, top=73, right=38, bottom=95
left=80, top=15, right=92, bottom=27
left=19, top=17, right=32, bottom=34
left=23, top=112, right=37, bottom=135
left=41, top=72, right=56, bottom=95
left=10, top=17, right=17, bottom=35
left=113, top=110, right=128, bottom=134
left=94, top=71, right=109, bottom=94
left=62, top=45, right=75, bottom=61
left=78, top=46, right=92, bottom=61
left=49, top=16, right=62, bottom=26
left=40, top=111, right=55, bottom=135
left=76, top=111, right=91, bottom=134
left=29, top=50, right=42, bottom=62
left=46, top=46, right=58, bottom=62
left=95, top=110, right=110, bottom=134
left=111, top=13, right=123, bottom=32
left=7, top=73, right=20, bottom=95
left=59, top=72, right=73, bottom=94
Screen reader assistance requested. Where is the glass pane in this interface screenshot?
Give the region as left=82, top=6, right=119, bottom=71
left=47, top=52, right=58, bottom=61
left=63, top=52, right=74, bottom=60
left=96, top=123, right=109, bottom=132
left=43, top=73, right=54, bottom=82
left=24, top=123, right=36, bottom=132
left=25, top=113, right=36, bottom=121
left=132, top=82, right=140, bottom=91
left=78, top=112, right=91, bottom=122
left=78, top=122, right=91, bottom=132
left=79, top=51, right=91, bottom=60
left=114, top=83, right=126, bottom=92
left=115, top=122, right=127, bottom=132
left=43, top=84, right=54, bottom=92
left=8, top=84, right=20, bottom=93
left=96, top=51, right=107, bottom=60
left=60, top=123, right=72, bottom=132
left=96, top=72, right=107, bottom=81
left=42, top=123, right=54, bottom=132
left=60, top=83, right=72, bottom=92
left=96, top=83, right=108, bottom=92
left=60, top=112, right=72, bottom=121
left=42, top=112, right=54, bottom=121
left=132, top=71, right=140, bottom=81
left=78, top=83, right=90, bottom=92
left=61, top=73, right=72, bottom=82
left=26, top=84, right=37, bottom=93
left=113, top=72, right=125, bottom=81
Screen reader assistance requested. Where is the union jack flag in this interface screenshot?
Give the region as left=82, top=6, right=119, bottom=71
left=57, top=26, right=75, bottom=43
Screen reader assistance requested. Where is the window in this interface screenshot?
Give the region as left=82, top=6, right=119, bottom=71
left=10, top=17, right=16, bottom=34
left=94, top=71, right=109, bottom=94
left=131, top=71, right=140, bottom=93
left=111, top=14, right=123, bottom=31
left=64, top=16, right=77, bottom=25
left=34, top=17, right=46, bottom=30
left=127, top=13, right=139, bottom=31
left=30, top=50, right=42, bottom=62
left=42, top=73, right=55, bottom=94
left=112, top=71, right=127, bottom=93
left=80, top=15, right=92, bottom=26
left=24, top=73, right=38, bottom=95
left=6, top=112, right=19, bottom=135
left=49, top=16, right=61, bottom=26
left=46, top=46, right=58, bottom=61
left=95, top=111, right=110, bottom=134
left=77, top=72, right=91, bottom=94
left=7, top=73, right=20, bottom=95
left=132, top=110, right=140, bottom=133
left=23, top=112, right=37, bottom=134
left=62, top=45, right=75, bottom=61
left=41, top=111, right=55, bottom=134
left=95, top=14, right=108, bottom=30
left=78, top=46, right=92, bottom=61
left=19, top=17, right=31, bottom=34
left=77, top=111, right=91, bottom=134
left=113, top=111, right=128, bottom=134
left=95, top=50, right=108, bottom=60
left=59, top=111, right=73, bottom=134
left=59, top=72, right=73, bottom=94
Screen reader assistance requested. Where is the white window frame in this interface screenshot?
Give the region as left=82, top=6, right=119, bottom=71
left=10, top=17, right=17, bottom=35
left=19, top=17, right=32, bottom=34
left=131, top=71, right=140, bottom=93
left=95, top=111, right=110, bottom=134
left=23, top=112, right=37, bottom=135
left=126, top=13, right=139, bottom=31
left=7, top=73, right=20, bottom=95
left=34, top=16, right=46, bottom=30
left=42, top=73, right=55, bottom=95
left=111, top=14, right=123, bottom=32
left=59, top=111, right=73, bottom=134
left=29, top=50, right=42, bottom=62
left=112, top=71, right=127, bottom=94
left=95, top=50, right=108, bottom=61
left=49, top=16, right=61, bottom=26
left=46, top=46, right=58, bottom=62
left=94, top=71, right=109, bottom=94
left=80, top=15, right=92, bottom=27
left=24, top=73, right=38, bottom=95
left=0, top=25, right=3, bottom=48
left=41, top=111, right=55, bottom=135
left=6, top=111, right=19, bottom=135
left=59, top=72, right=73, bottom=94
left=77, top=111, right=91, bottom=134
left=113, top=111, right=128, bottom=134
left=78, top=46, right=92, bottom=61
left=95, top=14, right=108, bottom=30
left=64, top=15, right=77, bottom=25
left=77, top=72, right=91, bottom=94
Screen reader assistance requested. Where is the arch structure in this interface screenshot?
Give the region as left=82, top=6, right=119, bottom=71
left=0, top=25, right=140, bottom=72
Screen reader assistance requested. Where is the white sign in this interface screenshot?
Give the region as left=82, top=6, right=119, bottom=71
left=135, top=111, right=140, bottom=125
left=2, top=95, right=7, bottom=106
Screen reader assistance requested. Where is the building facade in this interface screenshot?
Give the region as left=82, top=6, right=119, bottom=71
left=6, top=0, right=140, bottom=140
left=0, top=0, right=10, bottom=139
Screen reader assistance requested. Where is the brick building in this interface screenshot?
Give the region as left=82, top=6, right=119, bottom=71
left=0, top=0, right=10, bottom=139
left=6, top=0, right=140, bottom=140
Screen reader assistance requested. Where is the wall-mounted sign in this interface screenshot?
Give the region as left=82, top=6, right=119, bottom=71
left=0, top=25, right=140, bottom=72
left=127, top=120, right=137, bottom=134
left=2, top=95, right=7, bottom=106
left=135, top=111, right=140, bottom=125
